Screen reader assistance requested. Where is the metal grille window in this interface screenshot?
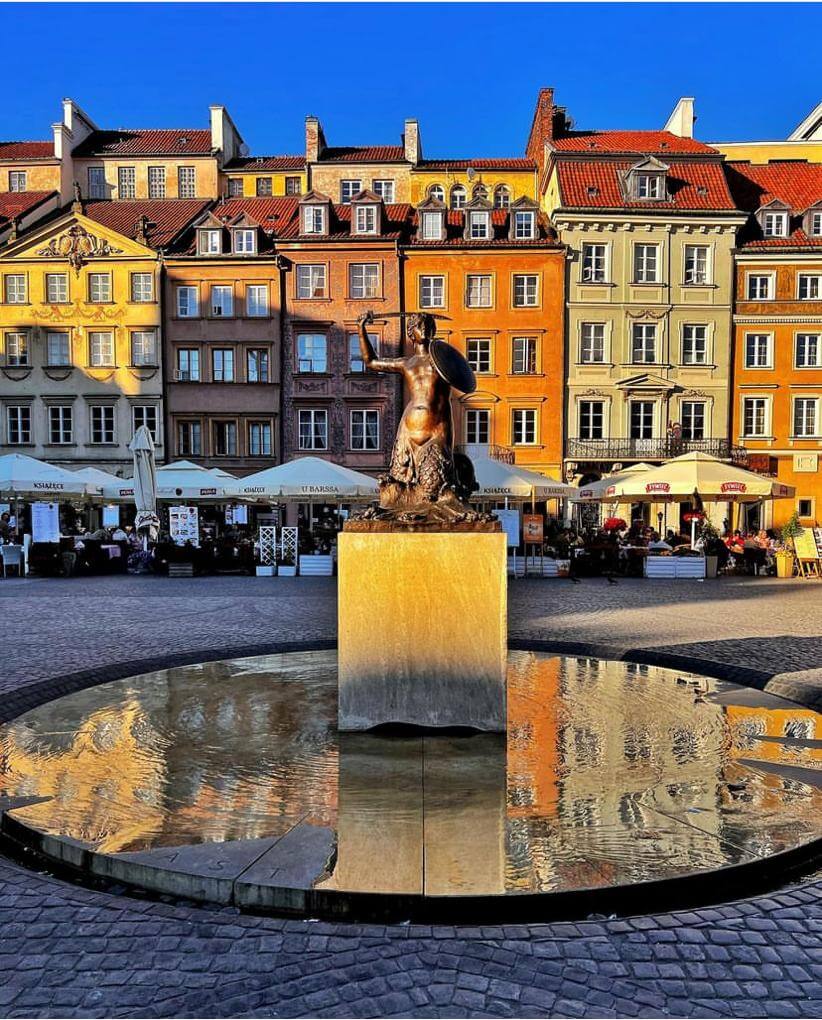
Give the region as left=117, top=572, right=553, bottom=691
left=466, top=338, right=491, bottom=373
left=6, top=406, right=31, bottom=444
left=212, top=348, right=235, bottom=382
left=743, top=398, right=768, bottom=437
left=745, top=333, right=772, bottom=368
left=514, top=211, right=535, bottom=239
left=177, top=166, right=196, bottom=198
left=349, top=263, right=380, bottom=299
left=210, top=285, right=233, bottom=316
left=579, top=401, right=604, bottom=440
left=633, top=244, right=660, bottom=283
left=177, top=421, right=201, bottom=456
left=512, top=336, right=537, bottom=374
left=465, top=275, right=492, bottom=308
left=148, top=166, right=166, bottom=199
left=285, top=177, right=302, bottom=196
left=580, top=323, right=605, bottom=363
left=513, top=274, right=538, bottom=307
left=350, top=409, right=380, bottom=450
left=88, top=273, right=112, bottom=303
left=630, top=401, right=654, bottom=439
left=466, top=409, right=490, bottom=445
left=682, top=325, right=708, bottom=364
left=348, top=332, right=378, bottom=372
left=176, top=286, right=198, bottom=318
left=794, top=398, right=819, bottom=438
left=298, top=409, right=328, bottom=450
left=49, top=405, right=72, bottom=444
left=373, top=180, right=394, bottom=202
left=798, top=274, right=822, bottom=300
left=582, top=244, right=607, bottom=283
left=47, top=332, right=70, bottom=366
left=213, top=421, right=237, bottom=456
left=632, top=323, right=657, bottom=363
left=90, top=405, right=115, bottom=444
left=512, top=408, right=537, bottom=445
left=747, top=274, right=772, bottom=299
left=681, top=401, right=705, bottom=440
left=796, top=333, right=822, bottom=368
left=296, top=265, right=327, bottom=299
left=46, top=273, right=68, bottom=303
left=4, top=275, right=26, bottom=303
left=297, top=333, right=327, bottom=373
left=420, top=275, right=445, bottom=308
left=131, top=331, right=157, bottom=366
left=249, top=422, right=272, bottom=456
left=176, top=349, right=199, bottom=381
left=5, top=332, right=28, bottom=366
left=246, top=285, right=268, bottom=317
left=117, top=166, right=136, bottom=198
left=247, top=349, right=269, bottom=383
left=88, top=167, right=106, bottom=199
left=9, top=171, right=26, bottom=192
left=684, top=245, right=709, bottom=284
left=89, top=332, right=114, bottom=367
left=133, top=405, right=158, bottom=442
left=255, top=177, right=272, bottom=197
left=130, top=273, right=153, bottom=303
left=355, top=206, right=377, bottom=234
left=340, top=180, right=362, bottom=204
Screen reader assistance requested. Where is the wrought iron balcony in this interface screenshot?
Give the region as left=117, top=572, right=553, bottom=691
left=456, top=443, right=515, bottom=464
left=566, top=438, right=747, bottom=464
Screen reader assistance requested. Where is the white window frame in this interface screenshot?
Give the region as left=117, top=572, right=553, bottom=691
left=466, top=338, right=491, bottom=374
left=580, top=322, right=606, bottom=364
left=178, top=166, right=196, bottom=199
left=117, top=166, right=136, bottom=199
left=210, top=284, right=234, bottom=317
left=811, top=211, right=822, bottom=237
left=48, top=405, right=73, bottom=445
left=512, top=274, right=539, bottom=307
left=354, top=205, right=378, bottom=235
left=340, top=180, right=362, bottom=204
left=6, top=405, right=31, bottom=445
left=147, top=166, right=166, bottom=199
left=512, top=336, right=538, bottom=375
left=89, top=331, right=114, bottom=368
left=46, top=273, right=68, bottom=303
left=133, top=405, right=159, bottom=443
left=246, top=284, right=269, bottom=317
left=198, top=229, right=222, bottom=255
left=512, top=408, right=538, bottom=446
left=88, top=273, right=112, bottom=303
left=795, top=332, right=822, bottom=369
left=373, top=180, right=395, bottom=202
left=47, top=331, right=70, bottom=367
left=494, top=186, right=511, bottom=210
left=632, top=322, right=658, bottom=364
left=298, top=408, right=328, bottom=451
left=581, top=243, right=608, bottom=284
left=348, top=331, right=378, bottom=373
left=633, top=243, right=660, bottom=284
left=211, top=348, right=235, bottom=383
left=8, top=171, right=26, bottom=193
left=683, top=244, right=710, bottom=285
left=130, top=273, right=153, bottom=303
left=428, top=184, right=445, bottom=203
left=227, top=178, right=243, bottom=198
left=742, top=396, right=770, bottom=439
left=797, top=274, right=822, bottom=300
left=744, top=332, right=773, bottom=369
left=793, top=397, right=820, bottom=439
left=465, top=408, right=490, bottom=445
left=465, top=274, right=492, bottom=308
left=746, top=272, right=774, bottom=300
left=5, top=331, right=29, bottom=367
left=4, top=274, right=27, bottom=304
left=635, top=173, right=663, bottom=200
left=297, top=333, right=327, bottom=373
left=89, top=404, right=115, bottom=445
left=131, top=331, right=157, bottom=367
left=681, top=324, right=708, bottom=366
left=450, top=185, right=467, bottom=210
left=350, top=409, right=380, bottom=451
left=302, top=206, right=327, bottom=235
left=233, top=229, right=256, bottom=254
left=296, top=264, right=327, bottom=300
left=513, top=211, right=535, bottom=240
left=176, top=285, right=199, bottom=318
left=468, top=211, right=490, bottom=239
left=419, top=275, right=445, bottom=309
left=762, top=210, right=788, bottom=237
left=349, top=263, right=380, bottom=300
left=421, top=211, right=442, bottom=240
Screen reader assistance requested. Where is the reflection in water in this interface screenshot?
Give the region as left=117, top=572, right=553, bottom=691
left=1, top=651, right=820, bottom=896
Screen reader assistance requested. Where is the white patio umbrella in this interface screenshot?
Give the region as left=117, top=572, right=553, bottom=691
left=154, top=460, right=239, bottom=501
left=237, top=457, right=378, bottom=501
left=574, top=463, right=655, bottom=502
left=129, top=426, right=159, bottom=541
left=0, top=454, right=92, bottom=499
left=72, top=466, right=125, bottom=500
left=469, top=455, right=578, bottom=502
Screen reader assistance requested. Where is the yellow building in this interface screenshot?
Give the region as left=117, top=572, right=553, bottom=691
left=712, top=101, right=822, bottom=164
left=220, top=155, right=307, bottom=198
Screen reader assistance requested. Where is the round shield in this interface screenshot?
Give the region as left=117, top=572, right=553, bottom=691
left=429, top=339, right=477, bottom=394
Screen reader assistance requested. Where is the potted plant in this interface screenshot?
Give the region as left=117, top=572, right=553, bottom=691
left=776, top=512, right=801, bottom=578
left=277, top=553, right=297, bottom=577
left=697, top=519, right=723, bottom=578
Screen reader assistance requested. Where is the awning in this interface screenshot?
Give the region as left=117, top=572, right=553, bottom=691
left=237, top=457, right=378, bottom=501
left=0, top=454, right=94, bottom=499
left=470, top=456, right=578, bottom=501
left=105, top=460, right=240, bottom=502
left=574, top=463, right=655, bottom=501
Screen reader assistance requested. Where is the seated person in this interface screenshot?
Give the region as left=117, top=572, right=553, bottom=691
left=647, top=531, right=673, bottom=553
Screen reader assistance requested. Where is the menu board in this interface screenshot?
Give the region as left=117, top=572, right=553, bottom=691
left=225, top=504, right=248, bottom=526
left=493, top=509, right=521, bottom=548
left=169, top=506, right=199, bottom=547
left=102, top=504, right=120, bottom=528
left=523, top=513, right=544, bottom=545
left=794, top=528, right=821, bottom=561
left=31, top=502, right=60, bottom=543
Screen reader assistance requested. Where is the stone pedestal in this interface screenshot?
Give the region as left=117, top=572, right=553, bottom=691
left=337, top=531, right=507, bottom=731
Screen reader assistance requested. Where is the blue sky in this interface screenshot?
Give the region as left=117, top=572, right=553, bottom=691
left=5, top=3, right=821, bottom=157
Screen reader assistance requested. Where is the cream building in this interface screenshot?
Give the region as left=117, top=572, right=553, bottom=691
left=712, top=100, right=822, bottom=164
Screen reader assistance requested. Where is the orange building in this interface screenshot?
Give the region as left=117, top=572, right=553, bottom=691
left=402, top=196, right=566, bottom=480
left=726, top=161, right=822, bottom=528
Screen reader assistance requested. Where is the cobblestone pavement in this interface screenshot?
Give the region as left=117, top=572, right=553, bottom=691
left=0, top=574, right=821, bottom=1018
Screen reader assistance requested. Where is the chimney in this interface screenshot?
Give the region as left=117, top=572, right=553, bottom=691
left=526, top=88, right=555, bottom=162
left=664, top=97, right=695, bottom=139
left=305, top=115, right=326, bottom=163
left=403, top=118, right=421, bottom=165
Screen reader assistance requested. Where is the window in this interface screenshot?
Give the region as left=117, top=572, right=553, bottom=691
left=579, top=401, right=605, bottom=440
left=246, top=284, right=268, bottom=317
left=746, top=274, right=772, bottom=300
left=580, top=323, right=605, bottom=364
left=514, top=211, right=535, bottom=239
left=635, top=174, right=663, bottom=199
left=340, top=180, right=362, bottom=204
left=178, top=166, right=196, bottom=198
left=350, top=409, right=380, bottom=450
left=472, top=184, right=488, bottom=201
left=582, top=243, right=607, bottom=283
left=465, top=274, right=492, bottom=308
left=49, top=405, right=72, bottom=445
left=796, top=333, right=822, bottom=368
left=255, top=176, right=272, bottom=197
left=176, top=348, right=200, bottom=381
left=743, top=397, right=768, bottom=437
left=213, top=421, right=237, bottom=456
left=762, top=210, right=787, bottom=237
left=227, top=178, right=243, bottom=197
left=633, top=244, right=660, bottom=283
left=297, top=333, right=327, bottom=373
left=131, top=331, right=157, bottom=366
left=632, top=323, right=657, bottom=363
left=148, top=166, right=166, bottom=199
left=494, top=186, right=511, bottom=210
left=296, top=264, right=327, bottom=299
left=513, top=274, right=538, bottom=307
left=466, top=408, right=490, bottom=445
left=46, top=273, right=68, bottom=303
left=47, top=332, right=70, bottom=366
left=421, top=211, right=442, bottom=240
left=420, top=275, right=445, bottom=308
left=130, top=273, right=153, bottom=303
left=6, top=406, right=30, bottom=445
left=5, top=332, right=28, bottom=366
left=682, top=324, right=708, bottom=365
left=811, top=211, right=822, bottom=237
left=176, top=286, right=198, bottom=318
left=681, top=401, right=705, bottom=440
left=89, top=331, right=114, bottom=367
left=450, top=185, right=466, bottom=209
left=285, top=176, right=302, bottom=195
left=8, top=171, right=26, bottom=193
left=794, top=398, right=819, bottom=438
left=133, top=405, right=158, bottom=442
left=88, top=166, right=106, bottom=199
left=373, top=180, right=395, bottom=202
left=199, top=229, right=222, bottom=255
left=349, top=263, right=380, bottom=299
left=466, top=338, right=491, bottom=373
left=428, top=184, right=444, bottom=203
left=798, top=274, right=822, bottom=300
left=247, top=349, right=269, bottom=383
left=177, top=421, right=201, bottom=456
left=355, top=205, right=378, bottom=235
left=745, top=333, right=772, bottom=368
left=512, top=337, right=537, bottom=374
left=298, top=409, right=328, bottom=450
left=684, top=245, right=709, bottom=285
left=249, top=422, right=272, bottom=456
left=233, top=229, right=256, bottom=254
left=4, top=275, right=26, bottom=303
left=88, top=273, right=112, bottom=303
left=212, top=348, right=235, bottom=382
left=90, top=405, right=115, bottom=444
left=210, top=285, right=233, bottom=316
left=799, top=498, right=814, bottom=518
left=630, top=401, right=654, bottom=439
left=117, top=166, right=136, bottom=199
left=512, top=408, right=537, bottom=445
left=468, top=211, right=490, bottom=239
left=348, top=332, right=377, bottom=373
left=302, top=206, right=326, bottom=234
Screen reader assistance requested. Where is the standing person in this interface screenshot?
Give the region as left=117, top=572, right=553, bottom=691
left=0, top=511, right=10, bottom=543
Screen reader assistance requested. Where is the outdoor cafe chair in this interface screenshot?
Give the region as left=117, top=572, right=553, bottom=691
left=1, top=544, right=24, bottom=578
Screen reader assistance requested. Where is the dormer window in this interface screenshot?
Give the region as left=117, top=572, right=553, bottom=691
left=763, top=210, right=788, bottom=237
left=198, top=229, right=222, bottom=255
left=493, top=185, right=510, bottom=209
left=233, top=228, right=256, bottom=254
left=635, top=174, right=663, bottom=199
left=625, top=158, right=669, bottom=202
left=810, top=209, right=822, bottom=237
left=513, top=210, right=535, bottom=240
left=428, top=184, right=444, bottom=203
left=302, top=205, right=327, bottom=235
left=472, top=184, right=488, bottom=201
left=451, top=185, right=466, bottom=210
left=421, top=210, right=444, bottom=241
left=468, top=210, right=490, bottom=239
left=354, top=205, right=378, bottom=235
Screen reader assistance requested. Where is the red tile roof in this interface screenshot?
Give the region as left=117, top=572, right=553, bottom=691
left=724, top=162, right=822, bottom=249
left=419, top=158, right=536, bottom=171
left=73, top=130, right=213, bottom=158
left=318, top=145, right=406, bottom=163
left=82, top=199, right=212, bottom=248
left=552, top=131, right=717, bottom=155
left=0, top=190, right=56, bottom=226
left=222, top=155, right=306, bottom=172
left=176, top=196, right=301, bottom=252
left=410, top=209, right=559, bottom=246
left=556, top=160, right=737, bottom=211
left=276, top=202, right=413, bottom=240
left=0, top=141, right=54, bottom=160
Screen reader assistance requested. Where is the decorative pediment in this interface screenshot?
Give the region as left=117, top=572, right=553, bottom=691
left=622, top=157, right=670, bottom=201
left=36, top=223, right=123, bottom=273
left=756, top=198, right=790, bottom=214
left=616, top=372, right=677, bottom=393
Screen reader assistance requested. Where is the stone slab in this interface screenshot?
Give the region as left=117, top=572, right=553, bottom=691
left=233, top=823, right=338, bottom=912
left=337, top=531, right=507, bottom=730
